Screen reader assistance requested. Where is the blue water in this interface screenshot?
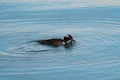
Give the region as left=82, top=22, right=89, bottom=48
left=0, top=2, right=120, bottom=80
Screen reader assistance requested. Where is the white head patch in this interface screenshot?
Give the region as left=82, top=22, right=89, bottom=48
left=67, top=40, right=72, bottom=44
left=65, top=34, right=69, bottom=37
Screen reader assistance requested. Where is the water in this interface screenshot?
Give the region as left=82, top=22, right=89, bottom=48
left=0, top=1, right=120, bottom=80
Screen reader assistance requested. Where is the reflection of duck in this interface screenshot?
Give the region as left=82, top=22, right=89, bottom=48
left=36, top=34, right=75, bottom=47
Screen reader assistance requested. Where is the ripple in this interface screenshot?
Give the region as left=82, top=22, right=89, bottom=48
left=0, top=5, right=120, bottom=79
left=0, top=51, right=28, bottom=57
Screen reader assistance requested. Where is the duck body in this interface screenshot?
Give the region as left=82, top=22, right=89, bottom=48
left=36, top=38, right=64, bottom=46
left=36, top=34, right=75, bottom=47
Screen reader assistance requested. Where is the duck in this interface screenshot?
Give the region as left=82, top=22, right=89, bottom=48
left=36, top=34, right=75, bottom=47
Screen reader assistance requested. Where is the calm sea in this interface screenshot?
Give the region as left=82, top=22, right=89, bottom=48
left=0, top=1, right=120, bottom=80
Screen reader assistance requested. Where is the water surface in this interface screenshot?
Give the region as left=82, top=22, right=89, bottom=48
left=0, top=2, right=120, bottom=80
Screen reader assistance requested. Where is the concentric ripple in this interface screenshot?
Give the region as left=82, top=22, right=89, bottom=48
left=0, top=2, right=120, bottom=80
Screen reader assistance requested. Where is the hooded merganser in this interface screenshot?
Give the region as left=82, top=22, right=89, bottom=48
left=36, top=34, right=75, bottom=47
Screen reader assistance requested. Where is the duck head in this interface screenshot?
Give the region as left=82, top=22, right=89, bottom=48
left=63, top=34, right=75, bottom=45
